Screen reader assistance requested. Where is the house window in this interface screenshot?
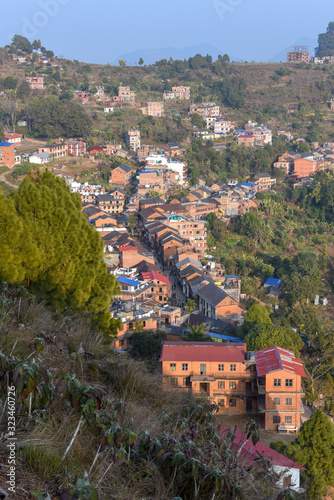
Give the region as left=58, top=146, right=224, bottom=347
left=283, top=476, right=292, bottom=488
left=285, top=416, right=292, bottom=424
left=218, top=381, right=225, bottom=389
left=273, top=415, right=281, bottom=424
left=159, top=296, right=163, bottom=301
left=229, top=382, right=236, bottom=390
left=274, top=379, right=281, bottom=387
left=200, top=364, right=207, bottom=375
left=285, top=398, right=293, bottom=406
left=182, top=363, right=188, bottom=371
left=218, top=364, right=224, bottom=371
left=230, top=364, right=236, bottom=372
left=285, top=379, right=293, bottom=387
left=273, top=398, right=281, bottom=406
left=218, top=399, right=225, bottom=407
left=170, top=363, right=176, bottom=371
left=171, top=378, right=178, bottom=387
left=229, top=399, right=236, bottom=407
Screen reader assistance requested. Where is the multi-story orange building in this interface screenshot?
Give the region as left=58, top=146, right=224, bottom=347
left=160, top=343, right=306, bottom=431
left=292, top=158, right=317, bottom=178
left=256, top=346, right=306, bottom=431
left=0, top=142, right=15, bottom=168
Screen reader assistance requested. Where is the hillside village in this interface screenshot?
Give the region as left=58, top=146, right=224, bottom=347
left=2, top=30, right=334, bottom=499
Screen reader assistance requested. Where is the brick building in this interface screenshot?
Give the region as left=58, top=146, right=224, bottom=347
left=5, top=133, right=22, bottom=144
left=287, top=48, right=309, bottom=63
left=160, top=343, right=306, bottom=431
left=39, top=143, right=67, bottom=158
left=0, top=142, right=15, bottom=168
left=67, top=140, right=86, bottom=156
left=96, top=193, right=125, bottom=214
left=190, top=103, right=220, bottom=118
left=146, top=102, right=164, bottom=117
left=163, top=86, right=191, bottom=100
left=109, top=164, right=133, bottom=185
left=26, top=76, right=44, bottom=89
left=237, top=135, right=255, bottom=147
left=125, top=128, right=141, bottom=152
left=292, top=158, right=318, bottom=178
left=250, top=173, right=277, bottom=191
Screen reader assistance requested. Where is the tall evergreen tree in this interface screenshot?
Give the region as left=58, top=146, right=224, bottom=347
left=0, top=171, right=120, bottom=332
left=286, top=409, right=334, bottom=499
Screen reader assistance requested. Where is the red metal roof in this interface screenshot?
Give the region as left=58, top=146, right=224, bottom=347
left=141, top=270, right=171, bottom=286
left=255, top=346, right=306, bottom=378
left=160, top=342, right=246, bottom=362
left=118, top=245, right=137, bottom=252
left=220, top=426, right=306, bottom=470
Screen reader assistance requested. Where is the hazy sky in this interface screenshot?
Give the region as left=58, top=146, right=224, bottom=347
left=0, top=0, right=332, bottom=63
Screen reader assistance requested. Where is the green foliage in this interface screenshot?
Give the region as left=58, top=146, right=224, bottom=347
left=244, top=304, right=272, bottom=325
left=191, top=113, right=205, bottom=128
left=28, top=97, right=92, bottom=138
left=286, top=409, right=334, bottom=499
left=291, top=170, right=334, bottom=223
left=17, top=81, right=31, bottom=99
left=60, top=471, right=98, bottom=499
left=281, top=252, right=321, bottom=306
left=316, top=22, right=334, bottom=57
left=0, top=170, right=119, bottom=332
left=3, top=76, right=17, bottom=90
left=11, top=34, right=32, bottom=53
left=246, top=324, right=304, bottom=357
left=128, top=330, right=167, bottom=362
left=183, top=324, right=211, bottom=342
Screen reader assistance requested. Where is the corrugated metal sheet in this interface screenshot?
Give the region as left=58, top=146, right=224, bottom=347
left=220, top=426, right=306, bottom=470
left=255, top=346, right=306, bottom=377
left=160, top=342, right=246, bottom=362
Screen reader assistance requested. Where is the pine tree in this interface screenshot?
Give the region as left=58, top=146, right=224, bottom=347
left=0, top=171, right=120, bottom=332
left=286, top=409, right=334, bottom=499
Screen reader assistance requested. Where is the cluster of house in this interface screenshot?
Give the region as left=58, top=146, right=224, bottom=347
left=163, top=86, right=191, bottom=100
left=274, top=143, right=334, bottom=182
left=190, top=102, right=235, bottom=139
left=236, top=121, right=273, bottom=147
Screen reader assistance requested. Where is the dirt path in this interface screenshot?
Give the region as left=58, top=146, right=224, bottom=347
left=0, top=171, right=18, bottom=189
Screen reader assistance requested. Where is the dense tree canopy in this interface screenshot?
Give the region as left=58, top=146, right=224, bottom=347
left=28, top=97, right=92, bottom=138
left=246, top=324, right=304, bottom=357
left=316, top=22, right=334, bottom=57
left=0, top=171, right=119, bottom=332
left=286, top=410, right=334, bottom=499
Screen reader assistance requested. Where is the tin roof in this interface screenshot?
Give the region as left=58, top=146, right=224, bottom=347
left=220, top=426, right=306, bottom=470
left=255, top=346, right=306, bottom=377
left=116, top=277, right=141, bottom=286
left=141, top=271, right=171, bottom=286
left=160, top=341, right=246, bottom=362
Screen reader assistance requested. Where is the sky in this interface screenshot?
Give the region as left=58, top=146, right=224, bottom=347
left=0, top=0, right=332, bottom=64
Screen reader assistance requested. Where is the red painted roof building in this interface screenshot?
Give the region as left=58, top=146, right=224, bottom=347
left=160, top=342, right=306, bottom=431
left=220, top=426, right=305, bottom=492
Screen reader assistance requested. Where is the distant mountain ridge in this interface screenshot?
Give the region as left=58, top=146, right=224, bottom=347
left=112, top=43, right=242, bottom=66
